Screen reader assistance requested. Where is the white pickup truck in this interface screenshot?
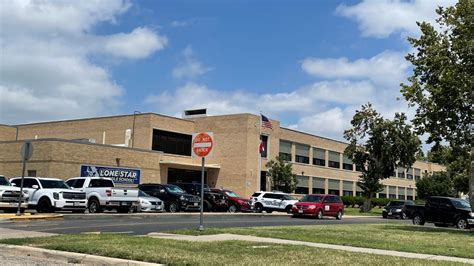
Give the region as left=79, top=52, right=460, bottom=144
left=10, top=177, right=87, bottom=213
left=0, top=175, right=28, bottom=213
left=66, top=177, right=139, bottom=213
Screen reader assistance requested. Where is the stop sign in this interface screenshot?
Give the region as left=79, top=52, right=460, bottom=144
left=192, top=132, right=214, bottom=158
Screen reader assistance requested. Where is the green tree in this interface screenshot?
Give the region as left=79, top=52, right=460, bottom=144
left=344, top=103, right=421, bottom=212
left=416, top=172, right=455, bottom=200
left=400, top=0, right=472, bottom=206
left=266, top=156, right=297, bottom=193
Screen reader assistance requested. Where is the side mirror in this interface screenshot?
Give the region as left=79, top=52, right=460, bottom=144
left=11, top=183, right=17, bottom=187
left=70, top=187, right=74, bottom=189
left=159, top=189, right=166, bottom=193
left=32, top=185, right=39, bottom=189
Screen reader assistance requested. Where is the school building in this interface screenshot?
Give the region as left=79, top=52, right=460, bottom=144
left=0, top=111, right=445, bottom=199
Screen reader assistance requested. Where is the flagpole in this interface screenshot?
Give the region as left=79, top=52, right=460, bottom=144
left=258, top=112, right=262, bottom=191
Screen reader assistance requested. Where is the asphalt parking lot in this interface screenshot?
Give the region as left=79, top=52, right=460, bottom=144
left=0, top=213, right=410, bottom=235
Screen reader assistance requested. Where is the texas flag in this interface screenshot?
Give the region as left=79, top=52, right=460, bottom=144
left=259, top=140, right=265, bottom=154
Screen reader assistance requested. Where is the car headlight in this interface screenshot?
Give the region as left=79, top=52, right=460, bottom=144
left=53, top=192, right=59, bottom=200
left=180, top=195, right=187, bottom=201
left=469, top=212, right=474, bottom=218
left=140, top=199, right=150, bottom=205
left=395, top=209, right=402, bottom=212
left=308, top=205, right=316, bottom=209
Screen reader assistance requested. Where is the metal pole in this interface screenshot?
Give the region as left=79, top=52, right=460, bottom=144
left=131, top=112, right=137, bottom=148
left=258, top=113, right=262, bottom=191
left=198, top=157, right=205, bottom=231
left=16, top=159, right=27, bottom=216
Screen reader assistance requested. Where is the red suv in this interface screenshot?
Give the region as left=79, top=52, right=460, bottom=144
left=211, top=188, right=253, bottom=213
left=292, top=194, right=344, bottom=220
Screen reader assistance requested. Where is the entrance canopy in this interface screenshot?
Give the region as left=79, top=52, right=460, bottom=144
left=159, top=160, right=220, bottom=171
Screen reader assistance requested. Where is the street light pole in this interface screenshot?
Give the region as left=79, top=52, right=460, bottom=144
left=131, top=111, right=140, bottom=148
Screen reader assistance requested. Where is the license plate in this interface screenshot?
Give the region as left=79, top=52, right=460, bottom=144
left=121, top=202, right=130, bottom=206
left=73, top=202, right=80, bottom=206
left=298, top=210, right=303, bottom=214
left=9, top=203, right=18, bottom=207
left=194, top=202, right=198, bottom=206
left=388, top=212, right=392, bottom=215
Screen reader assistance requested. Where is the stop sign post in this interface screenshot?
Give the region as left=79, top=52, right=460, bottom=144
left=17, top=141, right=33, bottom=216
left=192, top=132, right=213, bottom=231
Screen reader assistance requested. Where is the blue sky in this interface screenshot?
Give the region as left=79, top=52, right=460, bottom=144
left=0, top=0, right=456, bottom=146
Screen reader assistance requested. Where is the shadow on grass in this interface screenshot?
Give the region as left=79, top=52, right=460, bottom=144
left=379, top=224, right=473, bottom=235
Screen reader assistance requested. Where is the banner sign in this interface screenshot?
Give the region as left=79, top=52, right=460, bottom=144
left=80, top=165, right=141, bottom=185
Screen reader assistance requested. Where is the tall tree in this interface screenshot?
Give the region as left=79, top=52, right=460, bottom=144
left=344, top=103, right=421, bottom=211
left=266, top=156, right=297, bottom=193
left=400, top=0, right=473, bottom=207
left=416, top=172, right=455, bottom=200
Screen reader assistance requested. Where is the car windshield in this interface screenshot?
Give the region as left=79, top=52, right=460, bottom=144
left=40, top=180, right=70, bottom=189
left=225, top=191, right=240, bottom=198
left=451, top=199, right=471, bottom=209
left=302, top=195, right=323, bottom=202
left=282, top=195, right=296, bottom=200
left=165, top=185, right=185, bottom=194
left=0, top=177, right=10, bottom=186
left=387, top=201, right=405, bottom=207
left=138, top=190, right=151, bottom=197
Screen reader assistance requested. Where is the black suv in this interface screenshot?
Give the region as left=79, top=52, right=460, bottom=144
left=138, top=183, right=200, bottom=213
left=170, top=183, right=227, bottom=212
left=382, top=200, right=414, bottom=219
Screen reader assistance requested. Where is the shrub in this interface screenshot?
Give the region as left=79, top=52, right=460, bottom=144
left=341, top=196, right=355, bottom=207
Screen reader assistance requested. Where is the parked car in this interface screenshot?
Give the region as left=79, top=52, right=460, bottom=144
left=0, top=175, right=28, bottom=213
left=135, top=190, right=164, bottom=212
left=66, top=177, right=139, bottom=213
left=138, top=183, right=200, bottom=213
left=250, top=191, right=298, bottom=213
left=211, top=188, right=253, bottom=213
left=10, top=177, right=87, bottom=213
left=382, top=200, right=414, bottom=219
left=171, top=183, right=227, bottom=212
left=291, top=194, right=344, bottom=219
left=405, top=196, right=473, bottom=229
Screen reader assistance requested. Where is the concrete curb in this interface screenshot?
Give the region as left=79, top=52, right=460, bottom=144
left=0, top=244, right=163, bottom=265
left=62, top=212, right=380, bottom=218
left=5, top=214, right=64, bottom=221
left=147, top=233, right=474, bottom=265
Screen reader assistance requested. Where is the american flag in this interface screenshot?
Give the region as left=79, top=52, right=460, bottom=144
left=261, top=114, right=273, bottom=129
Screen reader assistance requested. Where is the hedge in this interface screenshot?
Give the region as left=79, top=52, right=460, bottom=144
left=341, top=196, right=391, bottom=208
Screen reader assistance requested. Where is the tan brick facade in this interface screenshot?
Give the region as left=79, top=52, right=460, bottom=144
left=0, top=112, right=445, bottom=198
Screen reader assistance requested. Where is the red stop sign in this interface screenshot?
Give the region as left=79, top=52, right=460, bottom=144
left=192, top=132, right=213, bottom=157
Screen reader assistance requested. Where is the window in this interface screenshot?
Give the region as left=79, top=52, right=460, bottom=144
left=66, top=179, right=85, bottom=189
left=414, top=168, right=421, bottom=181
left=295, top=144, right=309, bottom=164
left=356, top=185, right=364, bottom=197
left=152, top=129, right=192, bottom=156
left=302, top=195, right=323, bottom=202
left=343, top=181, right=353, bottom=196
left=251, top=193, right=261, bottom=198
left=312, top=148, right=326, bottom=166
left=397, top=167, right=406, bottom=179
left=389, top=186, right=397, bottom=199
left=295, top=175, right=309, bottom=194
left=39, top=180, right=69, bottom=189
left=312, top=177, right=325, bottom=194
left=12, top=178, right=39, bottom=188
left=27, top=170, right=36, bottom=177
left=398, top=187, right=406, bottom=200
left=407, top=195, right=413, bottom=200
left=328, top=151, right=340, bottom=169
left=89, top=179, right=114, bottom=188
left=279, top=140, right=292, bottom=161
left=263, top=193, right=278, bottom=199
left=260, top=135, right=268, bottom=158
left=406, top=168, right=414, bottom=180
left=328, top=179, right=340, bottom=195
left=378, top=193, right=387, bottom=198
left=342, top=155, right=353, bottom=171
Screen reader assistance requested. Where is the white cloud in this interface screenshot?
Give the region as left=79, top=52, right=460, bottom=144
left=301, top=51, right=409, bottom=86
left=336, top=0, right=457, bottom=38
left=172, top=46, right=212, bottom=79
left=0, top=0, right=167, bottom=124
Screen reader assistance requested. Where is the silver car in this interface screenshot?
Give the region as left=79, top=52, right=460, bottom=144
left=136, top=190, right=164, bottom=212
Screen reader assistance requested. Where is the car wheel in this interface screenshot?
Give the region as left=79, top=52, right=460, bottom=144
left=316, top=210, right=323, bottom=219
left=456, top=218, right=469, bottom=230
left=285, top=205, right=292, bottom=214
left=400, top=212, right=407, bottom=220
left=412, top=214, right=425, bottom=225
left=254, top=203, right=263, bottom=213
left=228, top=204, right=238, bottom=213
left=88, top=199, right=102, bottom=214
left=336, top=210, right=343, bottom=220
left=382, top=213, right=387, bottom=219
left=168, top=202, right=179, bottom=213
left=36, top=198, right=52, bottom=213
left=203, top=200, right=212, bottom=212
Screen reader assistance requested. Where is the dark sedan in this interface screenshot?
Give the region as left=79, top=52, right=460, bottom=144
left=382, top=200, right=414, bottom=219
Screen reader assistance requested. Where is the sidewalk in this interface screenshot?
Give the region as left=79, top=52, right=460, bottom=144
left=147, top=232, right=474, bottom=265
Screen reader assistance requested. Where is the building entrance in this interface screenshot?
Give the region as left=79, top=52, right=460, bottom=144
left=167, top=168, right=208, bottom=184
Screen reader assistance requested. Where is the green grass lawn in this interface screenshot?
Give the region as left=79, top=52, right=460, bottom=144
left=0, top=234, right=464, bottom=265
left=170, top=224, right=474, bottom=259
left=344, top=207, right=383, bottom=216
